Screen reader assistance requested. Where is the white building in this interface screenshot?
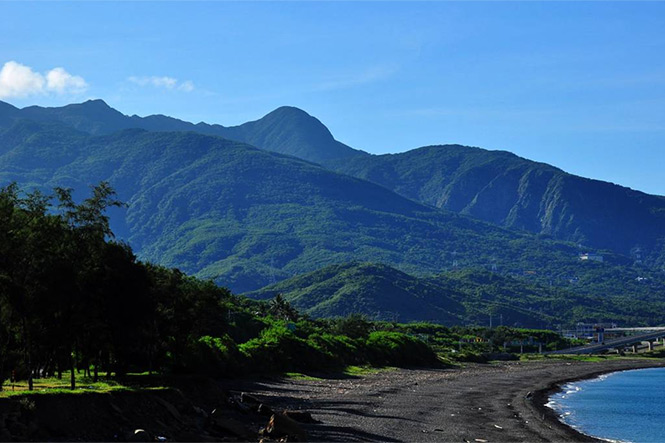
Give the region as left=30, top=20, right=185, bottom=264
left=579, top=253, right=604, bottom=263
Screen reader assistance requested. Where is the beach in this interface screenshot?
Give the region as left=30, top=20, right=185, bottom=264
left=3, top=358, right=664, bottom=441
left=225, top=358, right=665, bottom=442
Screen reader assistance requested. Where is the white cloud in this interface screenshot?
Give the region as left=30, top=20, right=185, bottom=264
left=0, top=61, right=45, bottom=99
left=128, top=75, right=195, bottom=92
left=46, top=67, right=88, bottom=95
left=178, top=80, right=194, bottom=92
left=0, top=61, right=88, bottom=99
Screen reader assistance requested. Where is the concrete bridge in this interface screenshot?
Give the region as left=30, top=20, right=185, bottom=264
left=549, top=327, right=665, bottom=355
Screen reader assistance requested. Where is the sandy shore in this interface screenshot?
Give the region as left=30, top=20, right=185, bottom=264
left=225, top=358, right=665, bottom=442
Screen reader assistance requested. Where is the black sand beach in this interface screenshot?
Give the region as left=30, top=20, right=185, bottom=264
left=225, top=358, right=665, bottom=442
left=3, top=358, right=664, bottom=441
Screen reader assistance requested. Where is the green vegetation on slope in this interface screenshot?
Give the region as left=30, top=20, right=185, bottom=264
left=248, top=262, right=665, bottom=328
left=4, top=99, right=665, bottom=264
left=0, top=120, right=614, bottom=296
left=328, top=145, right=665, bottom=261
left=246, top=262, right=464, bottom=323
left=1, top=100, right=664, bottom=319
left=0, top=99, right=366, bottom=164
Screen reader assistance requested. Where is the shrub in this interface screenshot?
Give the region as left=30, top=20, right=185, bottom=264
left=306, top=333, right=364, bottom=366
left=186, top=334, right=240, bottom=376
left=239, top=323, right=327, bottom=373
left=330, top=314, right=373, bottom=339
left=365, top=331, right=437, bottom=367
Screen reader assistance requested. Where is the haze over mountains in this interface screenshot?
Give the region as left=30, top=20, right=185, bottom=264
left=1, top=99, right=664, bottom=326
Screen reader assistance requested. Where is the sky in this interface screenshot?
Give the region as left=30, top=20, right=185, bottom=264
left=1, top=1, right=664, bottom=195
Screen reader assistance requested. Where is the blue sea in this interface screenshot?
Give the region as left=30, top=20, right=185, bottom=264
left=547, top=367, right=665, bottom=443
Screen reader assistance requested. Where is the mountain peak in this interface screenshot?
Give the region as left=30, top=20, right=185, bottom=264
left=0, top=100, right=19, bottom=112
left=78, top=99, right=112, bottom=109
left=0, top=100, right=20, bottom=126
left=222, top=105, right=367, bottom=164
left=258, top=106, right=325, bottom=128
left=267, top=105, right=311, bottom=118
left=15, top=99, right=129, bottom=135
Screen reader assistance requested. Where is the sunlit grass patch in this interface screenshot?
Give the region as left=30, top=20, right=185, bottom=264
left=284, top=372, right=323, bottom=381
left=0, top=371, right=167, bottom=398
left=342, top=365, right=397, bottom=376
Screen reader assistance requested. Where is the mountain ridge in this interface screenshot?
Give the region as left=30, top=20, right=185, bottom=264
left=328, top=144, right=665, bottom=259
left=0, top=99, right=366, bottom=164
left=0, top=117, right=624, bottom=296
left=1, top=98, right=664, bottom=273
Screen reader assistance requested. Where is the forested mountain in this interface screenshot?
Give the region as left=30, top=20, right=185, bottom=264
left=0, top=99, right=365, bottom=164
left=1, top=99, right=664, bottom=323
left=2, top=99, right=663, bottom=263
left=328, top=146, right=665, bottom=262
left=0, top=118, right=611, bottom=295
left=246, top=262, right=466, bottom=324
left=247, top=262, right=665, bottom=328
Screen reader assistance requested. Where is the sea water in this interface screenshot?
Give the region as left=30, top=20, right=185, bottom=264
left=547, top=367, right=665, bottom=443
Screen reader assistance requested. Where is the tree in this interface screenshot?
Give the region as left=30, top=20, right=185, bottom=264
left=268, top=294, right=299, bottom=322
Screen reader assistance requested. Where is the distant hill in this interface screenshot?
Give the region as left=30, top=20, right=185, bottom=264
left=245, top=262, right=465, bottom=324
left=220, top=106, right=368, bottom=163
left=0, top=99, right=366, bottom=164
left=247, top=262, right=665, bottom=328
left=328, top=145, right=665, bottom=262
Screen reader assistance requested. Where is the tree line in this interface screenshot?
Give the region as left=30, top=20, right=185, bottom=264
left=0, top=183, right=237, bottom=390
left=0, top=183, right=444, bottom=392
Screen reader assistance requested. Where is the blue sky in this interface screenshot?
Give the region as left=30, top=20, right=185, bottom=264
left=1, top=2, right=664, bottom=195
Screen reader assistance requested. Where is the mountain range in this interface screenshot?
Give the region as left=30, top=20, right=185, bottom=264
left=2, top=99, right=663, bottom=262
left=1, top=99, right=664, bottom=326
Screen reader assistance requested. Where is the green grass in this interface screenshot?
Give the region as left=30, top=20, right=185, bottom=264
left=342, top=365, right=398, bottom=376
left=283, top=372, right=324, bottom=381
left=0, top=371, right=166, bottom=398
left=283, top=365, right=399, bottom=380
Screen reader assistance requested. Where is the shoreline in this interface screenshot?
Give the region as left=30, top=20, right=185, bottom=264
left=530, top=366, right=637, bottom=443
left=2, top=358, right=663, bottom=441
left=532, top=364, right=664, bottom=443
left=226, top=357, right=665, bottom=442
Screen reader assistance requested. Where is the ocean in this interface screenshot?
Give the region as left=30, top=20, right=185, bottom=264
left=547, top=367, right=665, bottom=443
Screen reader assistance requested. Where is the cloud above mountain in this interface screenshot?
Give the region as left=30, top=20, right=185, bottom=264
left=128, top=75, right=195, bottom=92
left=0, top=61, right=88, bottom=99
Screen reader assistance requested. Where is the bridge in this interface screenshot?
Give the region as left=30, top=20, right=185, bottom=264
left=548, top=327, right=665, bottom=355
